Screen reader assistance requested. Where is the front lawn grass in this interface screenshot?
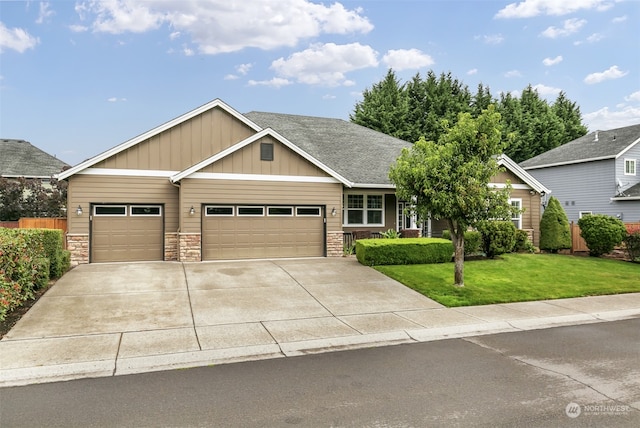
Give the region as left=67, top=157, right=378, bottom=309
left=374, top=253, right=640, bottom=307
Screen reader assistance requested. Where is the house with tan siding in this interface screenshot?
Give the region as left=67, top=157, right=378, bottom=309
left=57, top=99, right=549, bottom=264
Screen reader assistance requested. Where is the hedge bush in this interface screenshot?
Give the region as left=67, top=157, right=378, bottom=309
left=623, top=230, right=640, bottom=262
left=476, top=220, right=516, bottom=259
left=441, top=230, right=482, bottom=255
left=513, top=229, right=535, bottom=253
left=578, top=214, right=627, bottom=257
left=356, top=238, right=453, bottom=266
left=0, top=228, right=69, bottom=321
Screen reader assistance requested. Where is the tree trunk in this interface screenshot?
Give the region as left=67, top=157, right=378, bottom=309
left=449, top=220, right=465, bottom=287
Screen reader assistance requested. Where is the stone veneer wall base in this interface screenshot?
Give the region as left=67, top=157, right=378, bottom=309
left=326, top=231, right=344, bottom=257
left=67, top=233, right=89, bottom=265
left=179, top=233, right=202, bottom=262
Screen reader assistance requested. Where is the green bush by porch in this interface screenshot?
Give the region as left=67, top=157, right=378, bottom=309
left=356, top=238, right=453, bottom=266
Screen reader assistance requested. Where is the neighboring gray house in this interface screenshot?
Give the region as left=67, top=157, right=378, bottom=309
left=1, top=139, right=69, bottom=179
left=520, top=123, right=640, bottom=223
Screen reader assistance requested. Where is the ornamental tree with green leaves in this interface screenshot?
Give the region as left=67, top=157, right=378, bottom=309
left=389, top=106, right=513, bottom=287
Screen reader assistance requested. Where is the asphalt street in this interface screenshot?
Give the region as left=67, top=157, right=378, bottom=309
left=1, top=318, right=638, bottom=427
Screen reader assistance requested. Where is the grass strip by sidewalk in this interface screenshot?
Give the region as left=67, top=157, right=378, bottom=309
left=374, top=253, right=640, bottom=307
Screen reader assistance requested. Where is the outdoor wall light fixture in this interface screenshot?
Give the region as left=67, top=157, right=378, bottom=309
left=189, top=206, right=196, bottom=216
left=76, top=205, right=83, bottom=216
left=331, top=207, right=337, bottom=216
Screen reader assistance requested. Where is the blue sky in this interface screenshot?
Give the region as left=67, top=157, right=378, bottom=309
left=1, top=0, right=639, bottom=166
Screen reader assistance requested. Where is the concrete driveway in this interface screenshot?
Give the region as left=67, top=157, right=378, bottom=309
left=1, top=258, right=444, bottom=384
left=3, top=257, right=639, bottom=387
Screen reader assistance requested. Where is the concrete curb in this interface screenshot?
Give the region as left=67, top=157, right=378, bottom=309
left=1, top=309, right=638, bottom=388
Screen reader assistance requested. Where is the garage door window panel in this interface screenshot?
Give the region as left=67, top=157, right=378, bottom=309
left=131, top=206, right=162, bottom=216
left=268, top=207, right=293, bottom=216
left=94, top=205, right=127, bottom=216
left=238, top=206, right=265, bottom=216
left=206, top=206, right=234, bottom=216
left=296, top=207, right=321, bottom=216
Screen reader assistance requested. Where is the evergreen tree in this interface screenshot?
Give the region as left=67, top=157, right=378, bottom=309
left=350, top=69, right=409, bottom=140
left=539, top=196, right=571, bottom=252
left=552, top=91, right=588, bottom=144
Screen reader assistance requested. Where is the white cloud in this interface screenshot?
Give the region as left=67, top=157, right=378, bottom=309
left=612, top=15, right=627, bottom=23
left=496, top=0, right=615, bottom=19
left=504, top=70, right=522, bottom=78
left=77, top=1, right=373, bottom=55
left=107, top=97, right=127, bottom=102
left=476, top=34, right=504, bottom=44
left=236, top=63, right=253, bottom=75
left=36, top=2, right=55, bottom=24
left=169, top=31, right=180, bottom=40
left=322, top=94, right=336, bottom=100
left=247, top=77, right=292, bottom=88
left=625, top=91, right=640, bottom=103
left=586, top=33, right=605, bottom=42
left=69, top=24, right=88, bottom=33
left=583, top=106, right=640, bottom=131
left=183, top=46, right=194, bottom=56
left=584, top=65, right=628, bottom=84
left=467, top=68, right=478, bottom=75
left=540, top=18, right=586, bottom=38
left=83, top=0, right=167, bottom=34
left=0, top=22, right=40, bottom=53
left=224, top=74, right=239, bottom=80
left=271, top=42, right=378, bottom=87
left=542, top=55, right=563, bottom=66
left=532, top=83, right=561, bottom=96
left=382, top=49, right=434, bottom=71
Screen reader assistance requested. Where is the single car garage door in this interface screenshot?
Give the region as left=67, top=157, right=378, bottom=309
left=202, top=205, right=325, bottom=260
left=91, top=204, right=164, bottom=263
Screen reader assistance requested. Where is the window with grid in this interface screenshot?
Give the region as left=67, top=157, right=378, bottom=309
left=344, top=194, right=383, bottom=226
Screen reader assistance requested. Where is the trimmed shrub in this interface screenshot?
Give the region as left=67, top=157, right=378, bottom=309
left=513, top=229, right=535, bottom=253
left=623, top=231, right=640, bottom=262
left=356, top=238, right=453, bottom=266
left=442, top=229, right=482, bottom=255
left=539, top=196, right=571, bottom=252
left=0, top=228, right=44, bottom=321
left=476, top=220, right=516, bottom=259
left=38, top=229, right=66, bottom=278
left=578, top=214, right=627, bottom=257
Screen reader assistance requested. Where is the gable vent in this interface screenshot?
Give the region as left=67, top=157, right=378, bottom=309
left=260, top=142, right=274, bottom=161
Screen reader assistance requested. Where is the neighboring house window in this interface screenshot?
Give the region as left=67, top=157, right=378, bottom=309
left=625, top=159, right=636, bottom=175
left=509, top=198, right=522, bottom=229
left=344, top=193, right=384, bottom=226
left=579, top=211, right=592, bottom=218
left=260, top=143, right=274, bottom=161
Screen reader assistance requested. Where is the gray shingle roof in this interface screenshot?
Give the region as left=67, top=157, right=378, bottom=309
left=244, top=112, right=411, bottom=186
left=0, top=139, right=69, bottom=178
left=617, top=181, right=640, bottom=198
left=520, top=123, right=640, bottom=169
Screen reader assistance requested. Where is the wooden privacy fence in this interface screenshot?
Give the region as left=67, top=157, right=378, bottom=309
left=571, top=221, right=640, bottom=253
left=0, top=218, right=68, bottom=248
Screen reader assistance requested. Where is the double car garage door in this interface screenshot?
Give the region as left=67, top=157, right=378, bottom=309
left=91, top=204, right=325, bottom=262
left=202, top=205, right=325, bottom=260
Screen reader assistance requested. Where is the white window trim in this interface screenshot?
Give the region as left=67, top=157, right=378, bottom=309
left=343, top=192, right=385, bottom=227
left=509, top=198, right=522, bottom=229
left=296, top=207, right=322, bottom=217
left=579, top=211, right=592, bottom=218
left=130, top=205, right=162, bottom=216
left=94, top=205, right=127, bottom=216
left=237, top=206, right=265, bottom=216
left=267, top=206, right=294, bottom=217
left=624, top=159, right=636, bottom=176
left=205, top=205, right=235, bottom=216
